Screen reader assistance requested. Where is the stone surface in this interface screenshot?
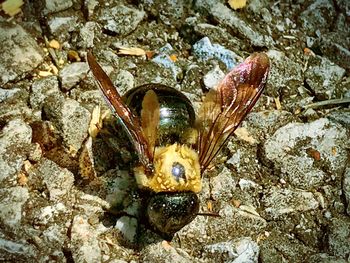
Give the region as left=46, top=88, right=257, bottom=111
left=195, top=0, right=274, bottom=47
left=59, top=62, right=90, bottom=91
left=343, top=167, right=350, bottom=215
left=305, top=55, right=346, bottom=100
left=192, top=37, right=240, bottom=70
left=42, top=0, right=73, bottom=15
left=262, top=187, right=319, bottom=220
left=43, top=96, right=90, bottom=154
left=98, top=4, right=145, bottom=35
left=203, top=238, right=259, bottom=263
left=0, top=119, right=32, bottom=182
left=29, top=159, right=74, bottom=201
left=30, top=76, right=60, bottom=109
left=0, top=21, right=44, bottom=86
left=327, top=217, right=350, bottom=257
left=0, top=187, right=29, bottom=228
left=264, top=118, right=348, bottom=189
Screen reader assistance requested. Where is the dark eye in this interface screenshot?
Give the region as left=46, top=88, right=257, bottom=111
left=171, top=162, right=186, bottom=182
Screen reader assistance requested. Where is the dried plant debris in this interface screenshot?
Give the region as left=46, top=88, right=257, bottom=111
left=1, top=0, right=350, bottom=262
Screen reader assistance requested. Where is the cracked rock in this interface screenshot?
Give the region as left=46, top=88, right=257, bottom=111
left=98, top=4, right=145, bottom=35
left=0, top=119, right=32, bottom=182
left=263, top=118, right=348, bottom=189
left=29, top=158, right=74, bottom=201
left=30, top=76, right=60, bottom=109
left=262, top=187, right=318, bottom=220
left=59, top=62, right=90, bottom=91
left=0, top=187, right=29, bottom=228
left=0, top=21, right=44, bottom=86
left=43, top=96, right=90, bottom=154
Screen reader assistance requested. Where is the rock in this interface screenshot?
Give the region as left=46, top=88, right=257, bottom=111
left=305, top=55, right=346, bottom=100
left=151, top=44, right=182, bottom=80
left=59, top=62, right=90, bottom=91
left=192, top=37, right=241, bottom=70
left=98, top=4, right=145, bottom=35
left=30, top=76, right=60, bottom=109
left=0, top=87, right=22, bottom=103
left=194, top=0, right=274, bottom=47
left=203, top=65, right=225, bottom=89
left=203, top=238, right=259, bottom=263
left=265, top=50, right=303, bottom=98
left=298, top=0, right=336, bottom=34
left=83, top=0, right=99, bottom=20
left=343, top=167, right=350, bottom=215
left=0, top=237, right=36, bottom=260
left=327, top=217, right=350, bottom=257
left=209, top=167, right=236, bottom=201
left=41, top=0, right=73, bottom=15
left=47, top=16, right=78, bottom=40
left=43, top=96, right=90, bottom=154
left=0, top=187, right=29, bottom=228
left=33, top=203, right=67, bottom=226
left=259, top=230, right=314, bottom=262
left=0, top=21, right=44, bottom=86
left=29, top=159, right=74, bottom=201
left=262, top=187, right=318, bottom=220
left=113, top=70, right=135, bottom=95
left=140, top=242, right=193, bottom=262
left=70, top=215, right=102, bottom=263
left=141, top=0, right=188, bottom=26
left=0, top=119, right=32, bottom=182
left=263, top=118, right=348, bottom=189
left=78, top=21, right=96, bottom=49
left=308, top=253, right=347, bottom=263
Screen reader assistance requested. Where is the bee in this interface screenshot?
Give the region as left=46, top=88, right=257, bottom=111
left=87, top=51, right=270, bottom=241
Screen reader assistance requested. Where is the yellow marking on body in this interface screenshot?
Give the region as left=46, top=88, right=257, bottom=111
left=134, top=143, right=201, bottom=193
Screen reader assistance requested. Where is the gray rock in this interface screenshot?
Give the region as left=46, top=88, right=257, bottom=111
left=30, top=76, right=60, bottom=109
left=98, top=4, right=145, bottom=35
left=0, top=119, right=32, bottom=182
left=343, top=167, right=350, bottom=215
left=0, top=21, right=44, bottom=86
left=113, top=70, right=135, bottom=95
left=209, top=167, right=236, bottom=201
left=265, top=50, right=303, bottom=98
left=71, top=215, right=102, bottom=263
left=140, top=242, right=193, bottom=262
left=194, top=0, right=274, bottom=47
left=78, top=21, right=96, bottom=49
left=47, top=16, right=78, bottom=40
left=141, top=0, right=187, bottom=26
left=43, top=96, right=90, bottom=153
left=305, top=55, right=346, bottom=99
left=203, top=65, right=225, bottom=89
left=152, top=45, right=182, bottom=80
left=0, top=187, right=29, bottom=228
left=308, top=253, right=347, bottom=263
left=0, top=237, right=36, bottom=259
left=264, top=118, right=348, bottom=189
left=327, top=217, right=350, bottom=257
left=83, top=0, right=99, bottom=20
left=192, top=37, right=241, bottom=70
left=59, top=62, right=90, bottom=91
left=42, top=0, right=73, bottom=15
left=30, top=159, right=74, bottom=201
left=262, top=187, right=318, bottom=220
left=33, top=203, right=67, bottom=226
left=298, top=0, right=336, bottom=34
left=0, top=88, right=22, bottom=103
left=203, top=238, right=259, bottom=263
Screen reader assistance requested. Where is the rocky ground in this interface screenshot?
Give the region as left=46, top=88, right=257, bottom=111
left=0, top=0, right=349, bottom=262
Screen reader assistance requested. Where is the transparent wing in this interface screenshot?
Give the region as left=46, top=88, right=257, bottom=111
left=197, top=53, right=270, bottom=172
left=87, top=52, right=153, bottom=171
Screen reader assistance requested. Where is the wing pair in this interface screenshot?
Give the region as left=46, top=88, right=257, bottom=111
left=87, top=52, right=270, bottom=174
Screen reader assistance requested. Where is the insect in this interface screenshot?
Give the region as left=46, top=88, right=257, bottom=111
left=87, top=51, right=270, bottom=241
